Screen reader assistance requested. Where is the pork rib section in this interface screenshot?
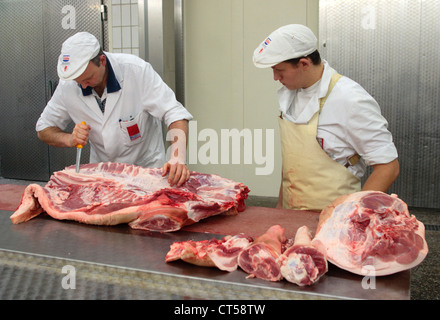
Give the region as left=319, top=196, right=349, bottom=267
left=10, top=162, right=250, bottom=232
left=165, top=235, right=252, bottom=272
left=278, top=226, right=328, bottom=286
left=311, top=191, right=428, bottom=276
left=237, top=225, right=285, bottom=281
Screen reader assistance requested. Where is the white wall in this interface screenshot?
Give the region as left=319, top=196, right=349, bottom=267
left=109, top=0, right=140, bottom=56
left=184, top=0, right=319, bottom=197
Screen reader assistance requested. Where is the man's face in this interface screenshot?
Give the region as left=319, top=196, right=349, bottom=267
left=271, top=62, right=304, bottom=90
left=74, top=55, right=106, bottom=89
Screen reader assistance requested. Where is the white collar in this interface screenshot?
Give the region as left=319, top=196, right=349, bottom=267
left=278, top=60, right=336, bottom=123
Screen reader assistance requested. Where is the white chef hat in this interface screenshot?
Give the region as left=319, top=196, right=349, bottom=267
left=57, top=32, right=101, bottom=81
left=253, top=24, right=318, bottom=68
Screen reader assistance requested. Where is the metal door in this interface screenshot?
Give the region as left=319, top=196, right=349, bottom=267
left=0, top=0, right=104, bottom=180
left=319, top=0, right=440, bottom=208
left=0, top=0, right=49, bottom=180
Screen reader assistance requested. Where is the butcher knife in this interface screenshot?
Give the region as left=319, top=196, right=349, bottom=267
left=75, top=121, right=86, bottom=173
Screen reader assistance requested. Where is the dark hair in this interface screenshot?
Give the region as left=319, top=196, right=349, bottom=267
left=90, top=49, right=104, bottom=66
left=285, top=50, right=321, bottom=66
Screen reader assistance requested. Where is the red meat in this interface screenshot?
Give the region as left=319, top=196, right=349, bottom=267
left=237, top=225, right=286, bottom=281
left=311, top=191, right=428, bottom=276
left=278, top=226, right=328, bottom=286
left=165, top=235, right=252, bottom=272
left=10, top=162, right=249, bottom=232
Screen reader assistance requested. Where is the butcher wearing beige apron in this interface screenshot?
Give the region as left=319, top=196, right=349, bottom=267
left=279, top=73, right=361, bottom=211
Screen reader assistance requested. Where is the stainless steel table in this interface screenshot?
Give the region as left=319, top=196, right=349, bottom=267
left=0, top=211, right=410, bottom=300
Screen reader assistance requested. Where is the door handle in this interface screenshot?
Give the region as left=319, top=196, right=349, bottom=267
left=48, top=80, right=58, bottom=99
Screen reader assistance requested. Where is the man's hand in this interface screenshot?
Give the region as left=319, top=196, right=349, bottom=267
left=163, top=119, right=190, bottom=187
left=71, top=122, right=90, bottom=147
left=162, top=161, right=190, bottom=187
left=37, top=122, right=91, bottom=148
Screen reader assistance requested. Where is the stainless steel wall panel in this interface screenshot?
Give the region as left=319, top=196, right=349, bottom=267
left=415, top=0, right=440, bottom=207
left=0, top=0, right=50, bottom=180
left=0, top=0, right=106, bottom=180
left=174, top=0, right=184, bottom=104
left=319, top=0, right=440, bottom=208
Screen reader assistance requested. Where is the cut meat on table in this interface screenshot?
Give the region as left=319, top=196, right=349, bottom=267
left=277, top=226, right=328, bottom=286
left=10, top=162, right=250, bottom=232
left=237, top=225, right=286, bottom=281
left=208, top=235, right=253, bottom=272
left=165, top=225, right=328, bottom=286
left=165, top=235, right=252, bottom=272
left=311, top=191, right=429, bottom=276
left=166, top=238, right=222, bottom=268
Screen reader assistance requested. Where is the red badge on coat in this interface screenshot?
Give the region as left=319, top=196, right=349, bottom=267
left=127, top=124, right=141, bottom=141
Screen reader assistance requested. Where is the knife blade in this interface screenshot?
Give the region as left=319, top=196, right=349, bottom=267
left=75, top=121, right=86, bottom=173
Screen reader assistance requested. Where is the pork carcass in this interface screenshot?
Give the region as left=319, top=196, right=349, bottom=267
left=10, top=162, right=250, bottom=232
left=237, top=225, right=285, bottom=281
left=277, top=226, right=328, bottom=286
left=311, top=191, right=428, bottom=276
left=165, top=235, right=252, bottom=272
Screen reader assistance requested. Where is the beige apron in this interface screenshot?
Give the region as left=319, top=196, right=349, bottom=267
left=279, top=73, right=361, bottom=211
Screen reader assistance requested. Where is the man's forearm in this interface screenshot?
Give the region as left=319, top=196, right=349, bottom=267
left=362, top=159, right=400, bottom=192
left=37, top=127, right=73, bottom=148
left=167, top=120, right=189, bottom=163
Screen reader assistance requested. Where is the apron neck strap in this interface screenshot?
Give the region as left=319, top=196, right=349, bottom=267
left=319, top=73, right=342, bottom=112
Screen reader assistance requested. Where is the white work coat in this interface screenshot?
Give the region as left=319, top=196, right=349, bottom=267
left=278, top=60, right=398, bottom=179
left=36, top=52, right=193, bottom=168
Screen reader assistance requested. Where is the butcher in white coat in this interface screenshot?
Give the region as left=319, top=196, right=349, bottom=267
left=253, top=24, right=399, bottom=211
left=36, top=32, right=193, bottom=186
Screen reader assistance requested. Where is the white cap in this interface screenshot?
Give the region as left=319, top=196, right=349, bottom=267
left=253, top=24, right=318, bottom=68
left=57, top=32, right=101, bottom=81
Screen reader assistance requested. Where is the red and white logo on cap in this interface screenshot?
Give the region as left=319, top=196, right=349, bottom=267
left=259, top=37, right=272, bottom=54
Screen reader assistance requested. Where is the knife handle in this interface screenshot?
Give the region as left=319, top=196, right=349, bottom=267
left=76, top=121, right=87, bottom=148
